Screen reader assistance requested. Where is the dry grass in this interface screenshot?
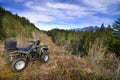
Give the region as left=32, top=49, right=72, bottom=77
left=88, top=38, right=106, bottom=62
left=31, top=30, right=59, bottom=52
left=0, top=52, right=92, bottom=80
left=0, top=32, right=120, bottom=80
left=1, top=50, right=119, bottom=80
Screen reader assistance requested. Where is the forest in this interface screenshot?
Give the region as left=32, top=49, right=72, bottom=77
left=0, top=7, right=39, bottom=42
left=47, top=20, right=120, bottom=57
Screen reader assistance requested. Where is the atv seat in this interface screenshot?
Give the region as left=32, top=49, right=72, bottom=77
left=18, top=44, right=33, bottom=51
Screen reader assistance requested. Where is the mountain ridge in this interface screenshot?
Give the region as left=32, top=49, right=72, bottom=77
left=70, top=26, right=99, bottom=32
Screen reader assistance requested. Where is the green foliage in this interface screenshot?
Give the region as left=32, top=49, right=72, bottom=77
left=48, top=24, right=113, bottom=56
left=108, top=18, right=120, bottom=56
left=113, top=18, right=120, bottom=37
left=47, top=29, right=81, bottom=46
left=0, top=6, right=39, bottom=40
left=0, top=7, right=7, bottom=40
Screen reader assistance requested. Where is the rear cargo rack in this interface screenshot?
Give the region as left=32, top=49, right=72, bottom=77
left=4, top=40, right=18, bottom=51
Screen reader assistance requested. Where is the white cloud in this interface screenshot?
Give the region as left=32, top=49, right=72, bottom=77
left=35, top=16, right=114, bottom=30
left=23, top=1, right=96, bottom=22
left=82, top=0, right=120, bottom=14
left=19, top=12, right=56, bottom=23
left=8, top=0, right=119, bottom=30
left=25, top=1, right=33, bottom=5
left=46, top=2, right=83, bottom=10
left=66, top=10, right=95, bottom=18
left=92, top=17, right=114, bottom=26
left=81, top=16, right=114, bottom=27
left=35, top=23, right=79, bottom=31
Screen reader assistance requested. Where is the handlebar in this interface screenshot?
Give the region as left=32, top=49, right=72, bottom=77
left=29, top=40, right=40, bottom=45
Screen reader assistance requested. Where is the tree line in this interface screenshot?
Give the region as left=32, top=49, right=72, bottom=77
left=47, top=18, right=120, bottom=57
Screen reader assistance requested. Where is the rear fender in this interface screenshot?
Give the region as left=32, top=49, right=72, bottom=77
left=10, top=51, right=29, bottom=55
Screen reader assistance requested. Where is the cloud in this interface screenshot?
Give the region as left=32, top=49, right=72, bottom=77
left=46, top=2, right=95, bottom=18
left=91, top=17, right=114, bottom=26
left=19, top=12, right=56, bottom=23
left=35, top=22, right=80, bottom=31
left=23, top=1, right=96, bottom=23
left=4, top=0, right=119, bottom=30
left=81, top=0, right=120, bottom=14
left=46, top=2, right=82, bottom=10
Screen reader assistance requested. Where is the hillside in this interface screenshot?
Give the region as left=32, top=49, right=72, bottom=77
left=0, top=6, right=58, bottom=50
left=0, top=7, right=120, bottom=80
left=0, top=7, right=37, bottom=40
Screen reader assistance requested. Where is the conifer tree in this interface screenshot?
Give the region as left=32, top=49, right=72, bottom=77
left=113, top=18, right=120, bottom=38
left=0, top=7, right=7, bottom=39
left=111, top=18, right=120, bottom=56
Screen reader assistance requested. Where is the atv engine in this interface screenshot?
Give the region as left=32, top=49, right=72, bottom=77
left=29, top=48, right=39, bottom=61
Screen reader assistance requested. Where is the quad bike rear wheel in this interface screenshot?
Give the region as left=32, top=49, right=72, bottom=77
left=5, top=53, right=22, bottom=64
left=11, top=57, right=28, bottom=72
left=5, top=53, right=14, bottom=64
left=40, top=51, right=49, bottom=63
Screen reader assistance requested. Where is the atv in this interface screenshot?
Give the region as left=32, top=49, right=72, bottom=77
left=4, top=40, right=49, bottom=72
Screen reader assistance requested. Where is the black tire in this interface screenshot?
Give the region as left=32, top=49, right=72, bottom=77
left=40, top=52, right=49, bottom=63
left=11, top=57, right=28, bottom=72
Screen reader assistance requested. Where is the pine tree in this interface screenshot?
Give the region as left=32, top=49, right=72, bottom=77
left=0, top=7, right=7, bottom=40
left=113, top=18, right=120, bottom=38
left=111, top=18, right=120, bottom=56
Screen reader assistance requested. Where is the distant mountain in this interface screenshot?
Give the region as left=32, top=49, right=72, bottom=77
left=70, top=26, right=99, bottom=32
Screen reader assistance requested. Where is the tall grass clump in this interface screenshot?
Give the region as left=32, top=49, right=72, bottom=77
left=88, top=38, right=106, bottom=62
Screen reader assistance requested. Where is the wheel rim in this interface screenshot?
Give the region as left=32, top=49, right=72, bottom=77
left=44, top=55, right=48, bottom=62
left=15, top=61, right=25, bottom=70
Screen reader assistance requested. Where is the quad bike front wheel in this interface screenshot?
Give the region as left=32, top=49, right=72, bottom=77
left=11, top=57, right=28, bottom=72
left=40, top=52, right=49, bottom=63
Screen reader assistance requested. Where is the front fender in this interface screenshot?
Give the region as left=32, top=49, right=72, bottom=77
left=41, top=46, right=49, bottom=51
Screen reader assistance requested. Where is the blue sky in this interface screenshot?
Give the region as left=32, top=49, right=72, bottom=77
left=0, top=0, right=120, bottom=30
